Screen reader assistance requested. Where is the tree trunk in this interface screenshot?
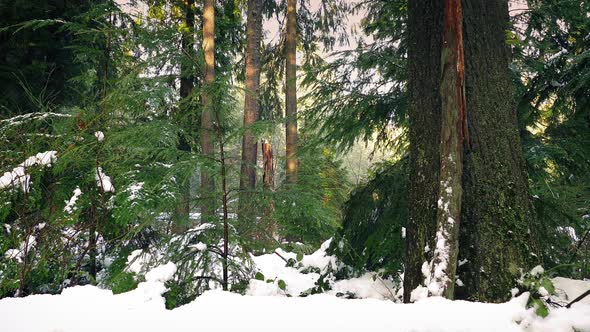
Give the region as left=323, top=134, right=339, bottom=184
left=200, top=0, right=216, bottom=221
left=174, top=0, right=195, bottom=231
left=403, top=0, right=443, bottom=303
left=457, top=0, right=539, bottom=302
left=405, top=0, right=539, bottom=303
left=180, top=0, right=195, bottom=100
left=285, top=0, right=298, bottom=184
left=427, top=0, right=466, bottom=299
left=262, top=140, right=274, bottom=190
left=239, top=0, right=263, bottom=221
left=261, top=139, right=277, bottom=244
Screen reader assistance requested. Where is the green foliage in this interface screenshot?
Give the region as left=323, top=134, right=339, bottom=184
left=301, top=0, right=407, bottom=151
left=329, top=157, right=408, bottom=277
left=0, top=0, right=100, bottom=112
left=517, top=267, right=557, bottom=318
left=273, top=143, right=351, bottom=247
left=513, top=0, right=590, bottom=277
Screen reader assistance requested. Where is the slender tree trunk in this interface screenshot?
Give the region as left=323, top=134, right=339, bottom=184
left=174, top=0, right=195, bottom=231
left=180, top=0, right=195, bottom=100
left=285, top=0, right=298, bottom=184
left=403, top=0, right=443, bottom=303
left=214, top=111, right=230, bottom=291
left=261, top=139, right=276, bottom=242
left=239, top=0, right=263, bottom=221
left=458, top=0, right=539, bottom=302
left=201, top=0, right=216, bottom=221
left=427, top=0, right=466, bottom=299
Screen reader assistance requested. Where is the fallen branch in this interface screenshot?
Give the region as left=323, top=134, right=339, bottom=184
left=566, top=289, right=590, bottom=308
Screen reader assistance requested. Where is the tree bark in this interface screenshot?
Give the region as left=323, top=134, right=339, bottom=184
left=285, top=0, right=298, bottom=184
left=457, top=0, right=539, bottom=302
left=262, top=140, right=274, bottom=189
left=427, top=0, right=466, bottom=299
left=180, top=0, right=195, bottom=100
left=403, top=0, right=443, bottom=303
left=201, top=0, right=216, bottom=221
left=239, top=0, right=263, bottom=221
left=405, top=0, right=539, bottom=303
left=174, top=0, right=195, bottom=231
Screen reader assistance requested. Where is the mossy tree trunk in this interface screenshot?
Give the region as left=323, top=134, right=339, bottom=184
left=404, top=0, right=539, bottom=303
left=403, top=0, right=443, bottom=303
left=457, top=0, right=539, bottom=302
left=428, top=0, right=467, bottom=299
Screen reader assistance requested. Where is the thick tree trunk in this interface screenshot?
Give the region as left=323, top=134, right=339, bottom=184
left=457, top=0, right=539, bottom=302
left=239, top=0, right=263, bottom=222
left=405, top=0, right=539, bottom=303
left=200, top=0, right=216, bottom=221
left=427, top=0, right=466, bottom=299
left=285, top=0, right=298, bottom=184
left=403, top=0, right=443, bottom=303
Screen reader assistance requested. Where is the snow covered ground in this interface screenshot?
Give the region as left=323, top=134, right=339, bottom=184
left=0, top=241, right=589, bottom=332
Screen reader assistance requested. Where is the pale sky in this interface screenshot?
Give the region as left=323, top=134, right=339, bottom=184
left=116, top=0, right=365, bottom=52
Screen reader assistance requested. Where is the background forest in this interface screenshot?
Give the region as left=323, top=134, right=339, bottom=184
left=0, top=0, right=588, bottom=318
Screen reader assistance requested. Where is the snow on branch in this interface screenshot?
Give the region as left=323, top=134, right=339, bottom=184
left=0, top=151, right=57, bottom=193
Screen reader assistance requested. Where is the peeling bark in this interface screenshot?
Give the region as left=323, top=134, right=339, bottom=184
left=427, top=0, right=467, bottom=299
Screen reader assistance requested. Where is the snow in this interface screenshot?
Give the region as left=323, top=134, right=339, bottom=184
left=189, top=242, right=208, bottom=251
left=329, top=273, right=396, bottom=299
left=552, top=277, right=590, bottom=304
left=530, top=265, right=545, bottom=277
left=557, top=226, right=578, bottom=241
left=1, top=278, right=588, bottom=332
left=0, top=151, right=57, bottom=192
left=145, top=262, right=177, bottom=283
left=126, top=249, right=161, bottom=274
left=0, top=244, right=589, bottom=332
left=538, top=286, right=549, bottom=297
left=64, top=187, right=82, bottom=214
left=247, top=249, right=317, bottom=296
left=126, top=182, right=144, bottom=201
left=4, top=235, right=36, bottom=263
left=0, top=112, right=71, bottom=128
left=94, top=131, right=105, bottom=141
left=300, top=239, right=337, bottom=270
left=96, top=167, right=115, bottom=193
left=427, top=175, right=456, bottom=296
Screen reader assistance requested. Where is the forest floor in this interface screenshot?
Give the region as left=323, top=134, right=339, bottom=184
left=1, top=241, right=588, bottom=332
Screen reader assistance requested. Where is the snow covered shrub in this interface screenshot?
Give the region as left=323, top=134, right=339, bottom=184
left=103, top=220, right=255, bottom=309
left=515, top=265, right=557, bottom=317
